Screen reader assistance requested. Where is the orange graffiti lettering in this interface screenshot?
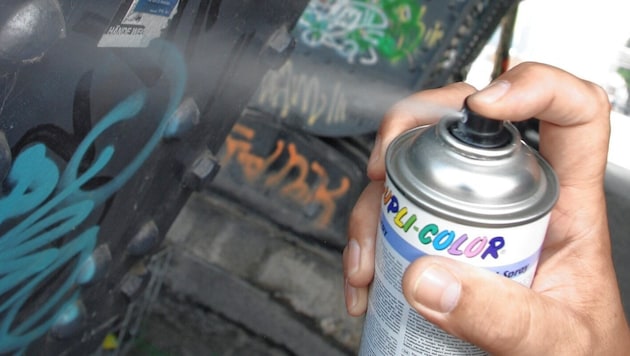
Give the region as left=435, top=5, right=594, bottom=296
left=222, top=123, right=351, bottom=227
left=221, top=124, right=284, bottom=182
left=266, top=143, right=311, bottom=201
left=311, top=161, right=351, bottom=228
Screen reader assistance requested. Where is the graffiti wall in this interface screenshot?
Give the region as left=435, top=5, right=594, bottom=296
left=0, top=0, right=517, bottom=353
left=0, top=1, right=309, bottom=354
left=297, top=0, right=434, bottom=66
left=0, top=42, right=185, bottom=354
left=255, top=60, right=349, bottom=131
left=249, top=0, right=519, bottom=137
left=212, top=110, right=369, bottom=247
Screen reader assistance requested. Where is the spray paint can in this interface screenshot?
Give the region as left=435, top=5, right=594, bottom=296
left=358, top=104, right=559, bottom=355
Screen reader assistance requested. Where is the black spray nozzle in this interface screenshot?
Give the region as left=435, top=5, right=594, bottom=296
left=450, top=99, right=511, bottom=148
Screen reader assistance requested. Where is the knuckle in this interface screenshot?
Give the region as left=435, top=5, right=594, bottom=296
left=586, top=81, right=612, bottom=114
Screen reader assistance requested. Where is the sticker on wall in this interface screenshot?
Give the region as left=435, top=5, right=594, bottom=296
left=98, top=0, right=179, bottom=48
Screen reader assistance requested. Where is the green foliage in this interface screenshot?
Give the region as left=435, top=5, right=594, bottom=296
left=618, top=67, right=630, bottom=86
left=618, top=38, right=630, bottom=86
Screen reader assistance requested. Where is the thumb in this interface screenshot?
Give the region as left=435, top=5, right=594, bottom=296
left=402, top=256, right=583, bottom=355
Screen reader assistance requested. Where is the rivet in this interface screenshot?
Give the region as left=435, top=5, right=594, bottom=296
left=51, top=300, right=86, bottom=339
left=260, top=25, right=295, bottom=70
left=76, top=244, right=112, bottom=285
left=163, top=97, right=200, bottom=139
left=0, top=0, right=66, bottom=64
left=120, top=263, right=150, bottom=300
left=182, top=150, right=220, bottom=191
left=127, top=220, right=160, bottom=256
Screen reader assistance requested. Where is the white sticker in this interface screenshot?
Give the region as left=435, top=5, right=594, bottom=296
left=98, top=0, right=179, bottom=48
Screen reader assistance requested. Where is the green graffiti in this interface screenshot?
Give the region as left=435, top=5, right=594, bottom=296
left=378, top=0, right=426, bottom=63
left=297, top=0, right=426, bottom=65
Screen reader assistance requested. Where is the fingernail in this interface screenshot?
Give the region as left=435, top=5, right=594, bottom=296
left=345, top=279, right=358, bottom=310
left=346, top=239, right=360, bottom=277
left=474, top=80, right=511, bottom=104
left=367, top=135, right=382, bottom=170
left=413, top=265, right=461, bottom=313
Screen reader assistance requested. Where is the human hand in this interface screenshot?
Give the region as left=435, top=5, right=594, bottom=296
left=343, top=62, right=630, bottom=354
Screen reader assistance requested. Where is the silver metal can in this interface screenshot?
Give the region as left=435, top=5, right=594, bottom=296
left=358, top=108, right=559, bottom=355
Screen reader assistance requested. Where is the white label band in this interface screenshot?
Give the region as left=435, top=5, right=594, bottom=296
left=358, top=180, right=550, bottom=355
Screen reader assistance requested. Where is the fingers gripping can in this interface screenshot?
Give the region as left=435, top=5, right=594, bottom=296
left=358, top=106, right=559, bottom=355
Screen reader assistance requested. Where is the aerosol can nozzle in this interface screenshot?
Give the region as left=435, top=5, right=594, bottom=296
left=450, top=98, right=511, bottom=148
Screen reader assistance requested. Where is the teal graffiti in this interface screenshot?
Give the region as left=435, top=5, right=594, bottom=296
left=0, top=41, right=186, bottom=353
left=297, top=0, right=426, bottom=65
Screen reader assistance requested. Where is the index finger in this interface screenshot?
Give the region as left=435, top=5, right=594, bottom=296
left=466, top=62, right=611, bottom=189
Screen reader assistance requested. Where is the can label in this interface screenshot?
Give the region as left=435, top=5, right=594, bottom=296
left=358, top=179, right=551, bottom=355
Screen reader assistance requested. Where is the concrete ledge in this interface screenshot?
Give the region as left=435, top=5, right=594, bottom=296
left=165, top=248, right=349, bottom=356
